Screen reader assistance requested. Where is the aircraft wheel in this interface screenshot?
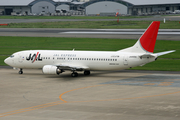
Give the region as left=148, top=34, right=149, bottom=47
left=84, top=71, right=90, bottom=75
left=71, top=72, right=78, bottom=77
left=19, top=69, right=23, bottom=74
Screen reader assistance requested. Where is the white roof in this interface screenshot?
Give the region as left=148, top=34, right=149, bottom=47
left=0, top=0, right=73, bottom=6
left=53, top=0, right=72, bottom=2
left=0, top=0, right=34, bottom=6
left=0, top=0, right=180, bottom=6
left=124, top=0, right=180, bottom=5
left=72, top=2, right=84, bottom=5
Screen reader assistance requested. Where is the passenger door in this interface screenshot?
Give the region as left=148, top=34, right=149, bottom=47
left=123, top=56, right=128, bottom=65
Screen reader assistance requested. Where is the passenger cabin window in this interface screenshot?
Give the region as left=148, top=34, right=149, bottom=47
left=55, top=57, right=118, bottom=62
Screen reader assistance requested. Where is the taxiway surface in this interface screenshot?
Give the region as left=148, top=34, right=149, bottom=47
left=0, top=68, right=180, bottom=120
left=0, top=28, right=180, bottom=40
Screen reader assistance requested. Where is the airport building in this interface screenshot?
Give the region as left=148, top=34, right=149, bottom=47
left=127, top=0, right=180, bottom=15
left=81, top=0, right=132, bottom=16
left=82, top=0, right=180, bottom=15
left=0, top=0, right=84, bottom=15
left=0, top=0, right=180, bottom=16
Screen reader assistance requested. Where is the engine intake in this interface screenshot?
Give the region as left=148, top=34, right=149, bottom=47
left=42, top=65, right=61, bottom=75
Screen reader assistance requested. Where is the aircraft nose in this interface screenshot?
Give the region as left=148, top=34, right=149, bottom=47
left=4, top=58, right=11, bottom=66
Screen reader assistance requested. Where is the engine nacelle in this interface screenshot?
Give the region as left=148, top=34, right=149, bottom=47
left=42, top=65, right=61, bottom=75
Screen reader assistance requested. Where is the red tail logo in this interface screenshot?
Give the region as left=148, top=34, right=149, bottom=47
left=140, top=21, right=160, bottom=53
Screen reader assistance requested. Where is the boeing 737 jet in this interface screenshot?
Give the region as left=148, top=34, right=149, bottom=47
left=4, top=21, right=175, bottom=77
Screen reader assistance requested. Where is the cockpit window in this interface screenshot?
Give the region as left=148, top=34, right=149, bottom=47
left=10, top=55, right=14, bottom=58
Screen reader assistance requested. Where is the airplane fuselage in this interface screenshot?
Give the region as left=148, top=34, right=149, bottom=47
left=6, top=50, right=154, bottom=70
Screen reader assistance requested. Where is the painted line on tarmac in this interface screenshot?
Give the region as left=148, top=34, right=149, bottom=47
left=59, top=84, right=107, bottom=103
left=66, top=90, right=180, bottom=103
left=101, top=74, right=180, bottom=87
left=1, top=84, right=180, bottom=118
left=61, top=31, right=180, bottom=35
left=59, top=84, right=180, bottom=103
left=0, top=85, right=106, bottom=118
left=0, top=101, right=64, bottom=118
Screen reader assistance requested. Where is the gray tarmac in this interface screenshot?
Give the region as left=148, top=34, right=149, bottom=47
left=0, top=68, right=180, bottom=120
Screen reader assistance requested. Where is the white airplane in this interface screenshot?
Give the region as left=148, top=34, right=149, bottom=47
left=4, top=21, right=175, bottom=77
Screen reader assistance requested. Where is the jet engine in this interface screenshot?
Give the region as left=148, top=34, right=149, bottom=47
left=42, top=65, right=61, bottom=75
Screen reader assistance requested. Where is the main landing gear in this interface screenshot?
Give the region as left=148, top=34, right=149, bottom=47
left=84, top=70, right=90, bottom=76
left=19, top=68, right=23, bottom=74
left=71, top=72, right=78, bottom=77
left=71, top=70, right=90, bottom=77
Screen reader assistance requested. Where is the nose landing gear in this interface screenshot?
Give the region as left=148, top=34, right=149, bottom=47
left=19, top=68, right=23, bottom=74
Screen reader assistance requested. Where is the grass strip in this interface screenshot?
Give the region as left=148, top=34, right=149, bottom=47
left=0, top=16, right=151, bottom=19
left=0, top=21, right=180, bottom=29
left=131, top=59, right=180, bottom=71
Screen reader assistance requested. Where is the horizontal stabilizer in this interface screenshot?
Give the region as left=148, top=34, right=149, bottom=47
left=155, top=50, right=175, bottom=56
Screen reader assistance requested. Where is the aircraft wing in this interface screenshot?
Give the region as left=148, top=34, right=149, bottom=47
left=57, top=63, right=89, bottom=71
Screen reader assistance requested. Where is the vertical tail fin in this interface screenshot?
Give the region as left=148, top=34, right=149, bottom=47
left=119, top=21, right=160, bottom=53
left=139, top=21, right=160, bottom=53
